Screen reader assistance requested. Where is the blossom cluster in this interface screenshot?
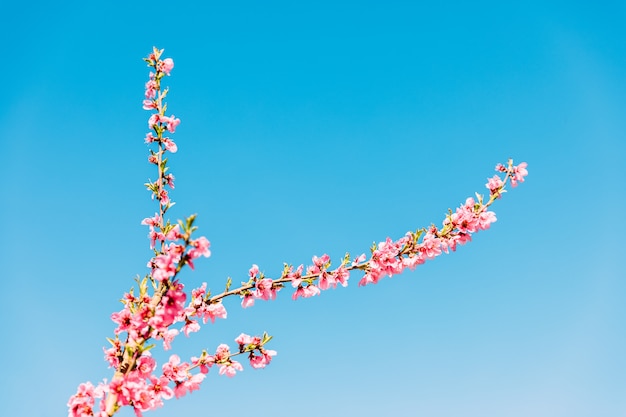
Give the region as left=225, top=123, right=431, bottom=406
left=68, top=47, right=528, bottom=417
left=68, top=333, right=272, bottom=417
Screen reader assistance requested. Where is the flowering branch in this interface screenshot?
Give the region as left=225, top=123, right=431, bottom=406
left=197, top=158, right=527, bottom=310
left=67, top=47, right=528, bottom=417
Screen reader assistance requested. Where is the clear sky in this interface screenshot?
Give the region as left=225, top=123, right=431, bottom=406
left=2, top=1, right=625, bottom=416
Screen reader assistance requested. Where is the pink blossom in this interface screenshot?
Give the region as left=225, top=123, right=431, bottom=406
left=129, top=305, right=152, bottom=340
left=477, top=209, right=497, bottom=230
left=486, top=175, right=505, bottom=197
left=165, top=242, right=185, bottom=257
left=293, top=284, right=321, bottom=300
left=190, top=283, right=207, bottom=303
left=292, top=286, right=305, bottom=299
left=157, top=283, right=187, bottom=326
left=235, top=333, right=255, bottom=346
left=319, top=266, right=350, bottom=290
left=164, top=224, right=182, bottom=241
left=187, top=237, right=211, bottom=261
left=172, top=374, right=204, bottom=399
left=449, top=198, right=480, bottom=234
left=358, top=269, right=383, bottom=286
left=141, top=213, right=161, bottom=227
left=123, top=292, right=137, bottom=304
left=333, top=266, right=350, bottom=287
left=249, top=349, right=277, bottom=369
left=168, top=116, right=180, bottom=133
left=318, top=270, right=333, bottom=290
left=162, top=354, right=189, bottom=382
left=438, top=234, right=458, bottom=253
left=159, top=58, right=174, bottom=75
left=103, top=343, right=121, bottom=368
left=191, top=354, right=214, bottom=374
left=149, top=253, right=177, bottom=282
left=286, top=264, right=304, bottom=287
left=136, top=354, right=156, bottom=377
left=108, top=377, right=133, bottom=407
left=218, top=360, right=243, bottom=377
left=402, top=252, right=425, bottom=270
left=159, top=115, right=181, bottom=133
left=454, top=232, right=472, bottom=248
left=142, top=213, right=164, bottom=248
left=111, top=307, right=133, bottom=335
left=144, top=132, right=157, bottom=144
left=148, top=375, right=174, bottom=402
left=369, top=237, right=405, bottom=278
left=306, top=254, right=330, bottom=275
left=420, top=232, right=442, bottom=260
left=148, top=114, right=160, bottom=129
left=185, top=284, right=206, bottom=315
left=314, top=254, right=330, bottom=266
left=184, top=372, right=205, bottom=394
left=182, top=319, right=200, bottom=337
left=241, top=295, right=255, bottom=308
left=173, top=382, right=187, bottom=399
left=214, top=343, right=231, bottom=362
left=145, top=79, right=157, bottom=99
left=249, top=264, right=259, bottom=279
left=158, top=188, right=169, bottom=205
left=197, top=302, right=227, bottom=324
left=157, top=328, right=179, bottom=350
left=352, top=253, right=366, bottom=266
left=511, top=162, right=528, bottom=187
left=142, top=99, right=157, bottom=110
left=147, top=229, right=165, bottom=249
left=317, top=271, right=337, bottom=291
left=131, top=383, right=155, bottom=415
left=162, top=137, right=177, bottom=153
left=303, top=284, right=321, bottom=297
left=68, top=382, right=99, bottom=417
left=254, top=278, right=276, bottom=301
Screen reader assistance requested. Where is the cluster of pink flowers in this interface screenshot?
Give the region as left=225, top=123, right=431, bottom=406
left=68, top=383, right=107, bottom=417
left=187, top=282, right=227, bottom=324
left=68, top=47, right=528, bottom=417
left=69, top=332, right=271, bottom=417
left=497, top=161, right=528, bottom=188
left=235, top=333, right=277, bottom=369
left=241, top=264, right=280, bottom=307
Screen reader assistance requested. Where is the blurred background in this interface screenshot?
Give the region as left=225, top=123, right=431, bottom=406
left=2, top=1, right=625, bottom=416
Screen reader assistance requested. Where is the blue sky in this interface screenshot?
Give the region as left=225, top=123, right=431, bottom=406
left=2, top=1, right=625, bottom=416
